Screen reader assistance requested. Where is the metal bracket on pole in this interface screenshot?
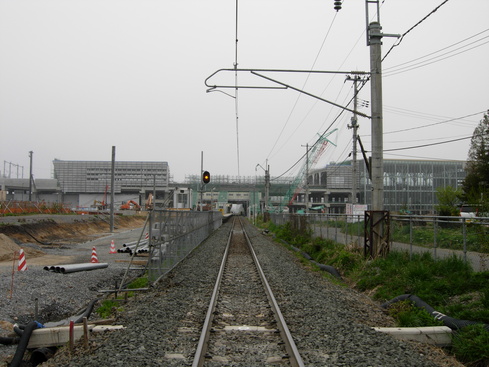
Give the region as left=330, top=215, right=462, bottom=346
left=364, top=210, right=390, bottom=259
left=205, top=68, right=371, bottom=118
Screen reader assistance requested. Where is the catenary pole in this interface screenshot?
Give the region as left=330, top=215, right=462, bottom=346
left=369, top=22, right=384, bottom=213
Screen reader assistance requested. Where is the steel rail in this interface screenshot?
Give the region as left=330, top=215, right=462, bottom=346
left=192, top=220, right=234, bottom=367
left=241, top=218, right=305, bottom=367
left=192, top=217, right=304, bottom=367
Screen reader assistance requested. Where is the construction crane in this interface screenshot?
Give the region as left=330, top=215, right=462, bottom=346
left=280, top=129, right=337, bottom=212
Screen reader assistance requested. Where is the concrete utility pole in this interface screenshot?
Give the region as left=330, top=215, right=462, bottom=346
left=347, top=75, right=361, bottom=205
left=305, top=144, right=309, bottom=214
left=265, top=164, right=270, bottom=212
left=364, top=0, right=399, bottom=257
left=256, top=161, right=270, bottom=220
left=28, top=151, right=33, bottom=201
left=200, top=151, right=204, bottom=212
left=369, top=21, right=384, bottom=212
left=110, top=146, right=116, bottom=233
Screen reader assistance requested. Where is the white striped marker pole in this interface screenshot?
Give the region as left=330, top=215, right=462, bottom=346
left=18, top=249, right=27, bottom=271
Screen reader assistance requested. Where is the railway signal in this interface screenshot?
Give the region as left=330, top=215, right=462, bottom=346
left=202, top=171, right=210, bottom=184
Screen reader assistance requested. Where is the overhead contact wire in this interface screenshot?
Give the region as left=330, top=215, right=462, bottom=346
left=234, top=0, right=240, bottom=176
left=266, top=12, right=338, bottom=163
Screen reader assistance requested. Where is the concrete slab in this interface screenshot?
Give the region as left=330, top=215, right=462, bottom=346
left=373, top=326, right=452, bottom=346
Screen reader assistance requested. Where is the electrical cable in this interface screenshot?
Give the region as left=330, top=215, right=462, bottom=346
left=382, top=135, right=472, bottom=152
left=384, top=38, right=489, bottom=77
left=382, top=0, right=451, bottom=62
left=384, top=152, right=467, bottom=161
left=266, top=1, right=375, bottom=178
left=383, top=111, right=485, bottom=135
left=384, top=29, right=489, bottom=72
left=234, top=0, right=240, bottom=176
left=389, top=134, right=468, bottom=144
left=265, top=12, right=338, bottom=162
left=383, top=105, right=478, bottom=127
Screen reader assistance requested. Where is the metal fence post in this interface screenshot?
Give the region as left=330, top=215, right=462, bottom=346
left=463, top=218, right=467, bottom=263
left=409, top=216, right=413, bottom=260
left=334, top=215, right=338, bottom=243
left=433, top=216, right=437, bottom=260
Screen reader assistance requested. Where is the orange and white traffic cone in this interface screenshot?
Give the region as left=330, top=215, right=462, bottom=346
left=90, top=247, right=99, bottom=263
left=18, top=249, right=27, bottom=271
left=109, top=240, right=116, bottom=254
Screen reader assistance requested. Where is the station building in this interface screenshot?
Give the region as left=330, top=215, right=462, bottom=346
left=305, top=159, right=466, bottom=215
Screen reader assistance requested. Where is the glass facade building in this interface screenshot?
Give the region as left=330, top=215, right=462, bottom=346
left=309, top=159, right=466, bottom=214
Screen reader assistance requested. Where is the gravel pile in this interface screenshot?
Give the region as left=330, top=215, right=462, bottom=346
left=0, top=226, right=146, bottom=365
left=1, top=219, right=459, bottom=366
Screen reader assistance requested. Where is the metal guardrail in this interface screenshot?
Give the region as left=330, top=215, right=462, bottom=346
left=270, top=213, right=489, bottom=272
left=147, top=210, right=223, bottom=282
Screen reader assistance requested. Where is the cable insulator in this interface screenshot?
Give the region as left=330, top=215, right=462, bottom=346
left=334, top=0, right=342, bottom=11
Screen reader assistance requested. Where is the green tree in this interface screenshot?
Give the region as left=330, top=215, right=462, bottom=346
left=462, top=110, right=489, bottom=210
left=435, top=186, right=462, bottom=216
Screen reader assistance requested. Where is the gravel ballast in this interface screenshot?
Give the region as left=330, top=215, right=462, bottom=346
left=0, top=218, right=460, bottom=366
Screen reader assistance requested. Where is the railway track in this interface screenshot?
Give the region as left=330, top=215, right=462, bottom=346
left=192, top=217, right=304, bottom=366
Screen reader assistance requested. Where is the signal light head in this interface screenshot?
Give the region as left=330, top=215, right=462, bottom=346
left=202, top=171, right=210, bottom=184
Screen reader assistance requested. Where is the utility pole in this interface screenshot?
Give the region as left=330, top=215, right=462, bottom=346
left=335, top=0, right=398, bottom=257
left=265, top=163, right=270, bottom=212
left=365, top=1, right=399, bottom=258
left=347, top=75, right=361, bottom=206
left=305, top=144, right=309, bottom=214
left=369, top=21, right=384, bottom=213
left=265, top=163, right=270, bottom=221
left=256, top=161, right=270, bottom=221
left=110, top=146, right=116, bottom=233
left=28, top=151, right=33, bottom=201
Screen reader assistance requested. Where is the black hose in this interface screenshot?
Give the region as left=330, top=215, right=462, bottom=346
left=0, top=336, right=20, bottom=345
left=311, top=261, right=343, bottom=280
left=74, top=298, right=99, bottom=323
left=30, top=347, right=57, bottom=366
left=284, top=241, right=342, bottom=279
left=21, top=227, right=52, bottom=246
left=9, top=320, right=38, bottom=367
left=13, top=325, right=23, bottom=337
left=381, top=294, right=489, bottom=331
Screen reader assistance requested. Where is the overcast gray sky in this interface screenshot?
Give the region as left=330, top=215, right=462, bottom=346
left=1, top=0, right=488, bottom=182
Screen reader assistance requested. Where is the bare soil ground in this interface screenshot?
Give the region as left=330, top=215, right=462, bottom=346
left=0, top=214, right=147, bottom=268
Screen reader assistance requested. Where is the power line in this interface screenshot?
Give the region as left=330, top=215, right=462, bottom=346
left=383, top=111, right=485, bottom=135
left=384, top=152, right=466, bottom=161
left=266, top=12, right=338, bottom=162
left=383, top=105, right=477, bottom=127
left=382, top=135, right=472, bottom=152
left=384, top=28, right=489, bottom=72
left=382, top=0, right=451, bottom=61
left=384, top=38, right=489, bottom=77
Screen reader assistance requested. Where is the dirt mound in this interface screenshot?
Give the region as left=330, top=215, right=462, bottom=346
left=0, top=214, right=147, bottom=245
left=0, top=233, right=45, bottom=262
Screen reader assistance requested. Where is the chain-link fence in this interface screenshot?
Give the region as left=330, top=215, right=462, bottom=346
left=270, top=212, right=489, bottom=271
left=145, top=210, right=223, bottom=282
